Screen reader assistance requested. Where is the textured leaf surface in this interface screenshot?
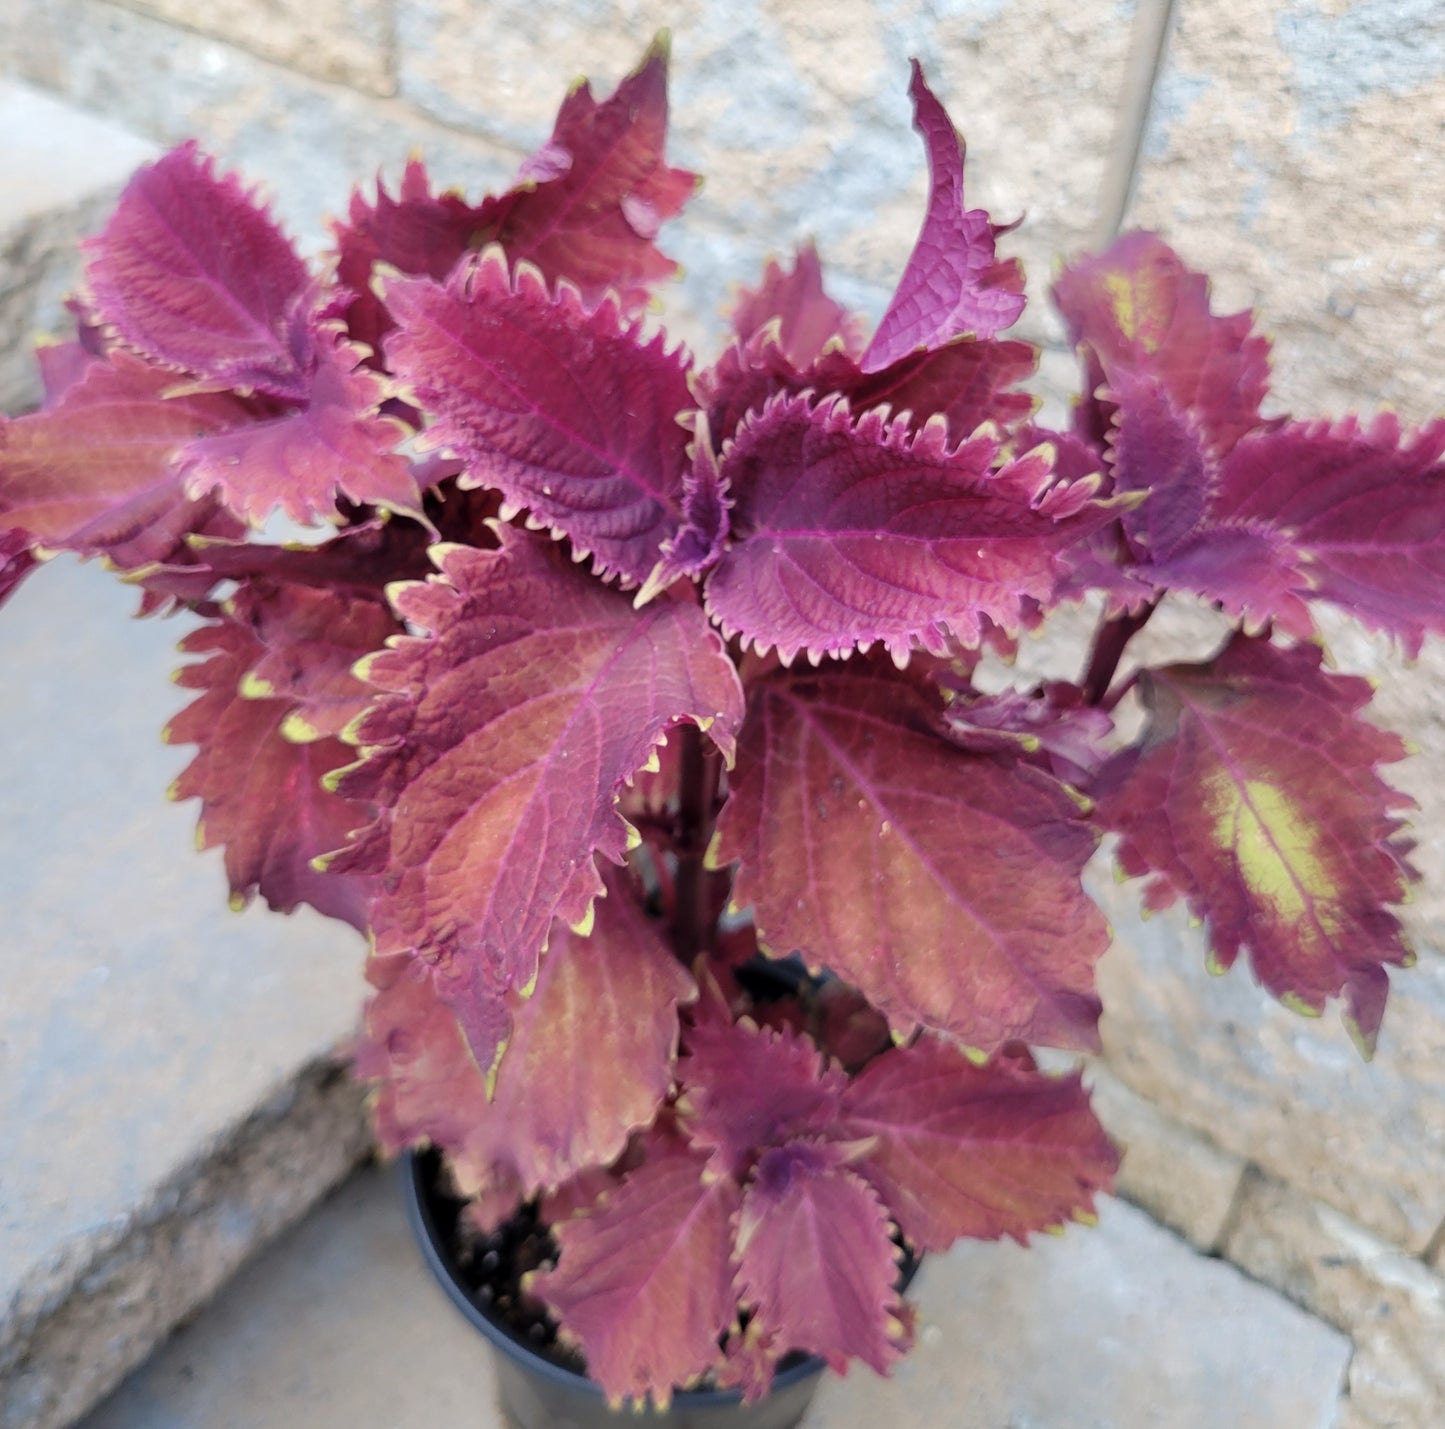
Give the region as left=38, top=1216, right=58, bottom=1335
left=360, top=870, right=693, bottom=1199
left=476, top=37, right=696, bottom=311
left=1053, top=230, right=1270, bottom=458
left=730, top=244, right=864, bottom=369
left=1205, top=414, right=1445, bottom=654
left=862, top=64, right=1025, bottom=371
left=678, top=1008, right=846, bottom=1177
left=386, top=255, right=693, bottom=584
left=0, top=353, right=246, bottom=571
left=531, top=1139, right=740, bottom=1406
left=714, top=666, right=1107, bottom=1052
left=330, top=528, right=744, bottom=1065
left=706, top=395, right=1103, bottom=661
left=235, top=583, right=400, bottom=741
left=86, top=143, right=311, bottom=398
left=842, top=1038, right=1116, bottom=1251
left=735, top=1140, right=905, bottom=1375
left=166, top=606, right=373, bottom=929
left=941, top=681, right=1115, bottom=786
left=1095, top=635, right=1416, bottom=1051
left=179, top=332, right=420, bottom=525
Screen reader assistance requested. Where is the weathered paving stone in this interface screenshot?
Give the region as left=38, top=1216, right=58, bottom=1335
left=78, top=1174, right=1350, bottom=1429
left=0, top=82, right=156, bottom=412
left=1129, top=0, right=1445, bottom=425
left=0, top=557, right=371, bottom=1429
left=108, top=0, right=397, bottom=95
left=1223, top=1170, right=1445, bottom=1429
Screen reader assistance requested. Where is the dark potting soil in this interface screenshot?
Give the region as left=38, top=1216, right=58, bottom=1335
left=417, top=1149, right=588, bottom=1377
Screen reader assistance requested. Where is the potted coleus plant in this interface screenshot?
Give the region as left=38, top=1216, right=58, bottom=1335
left=1, top=35, right=1435, bottom=1426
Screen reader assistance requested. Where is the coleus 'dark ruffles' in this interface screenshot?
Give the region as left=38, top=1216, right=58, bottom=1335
left=1, top=34, right=1437, bottom=1408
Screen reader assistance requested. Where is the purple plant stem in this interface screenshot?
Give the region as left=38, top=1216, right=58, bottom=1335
left=1080, top=599, right=1158, bottom=707
left=672, top=721, right=722, bottom=961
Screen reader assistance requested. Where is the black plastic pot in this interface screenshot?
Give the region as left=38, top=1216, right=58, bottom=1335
left=402, top=1149, right=829, bottom=1429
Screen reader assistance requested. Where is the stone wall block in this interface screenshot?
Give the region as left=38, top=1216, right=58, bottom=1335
left=110, top=0, right=397, bottom=95
left=394, top=0, right=1141, bottom=350
left=1223, top=1170, right=1445, bottom=1429
left=1084, top=1062, right=1246, bottom=1252
left=1130, top=0, right=1445, bottom=425
left=0, top=0, right=518, bottom=257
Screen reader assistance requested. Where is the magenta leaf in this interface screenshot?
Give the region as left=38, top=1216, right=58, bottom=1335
left=1053, top=230, right=1271, bottom=459
left=842, top=1037, right=1117, bottom=1251
left=475, top=36, right=697, bottom=312
left=713, top=665, right=1108, bottom=1052
left=1204, top=414, right=1445, bottom=654
left=86, top=143, right=312, bottom=399
left=327, top=528, right=744, bottom=1067
left=1095, top=634, right=1417, bottom=1053
left=735, top=1139, right=907, bottom=1376
left=0, top=528, right=37, bottom=611
left=729, top=244, right=864, bottom=369
left=332, top=157, right=494, bottom=362
left=178, top=330, right=421, bottom=526
left=678, top=1003, right=847, bottom=1177
left=234, top=582, right=401, bottom=742
left=0, top=353, right=247, bottom=573
left=165, top=602, right=376, bottom=929
left=360, top=867, right=693, bottom=1202
left=940, top=680, right=1115, bottom=787
left=862, top=64, right=1025, bottom=371
left=529, top=1137, right=741, bottom=1407
left=384, top=253, right=694, bottom=585
left=705, top=394, right=1106, bottom=662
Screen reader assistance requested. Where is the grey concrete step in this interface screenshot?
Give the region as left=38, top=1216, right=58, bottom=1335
left=0, top=557, right=372, bottom=1429
left=74, top=1164, right=1351, bottom=1429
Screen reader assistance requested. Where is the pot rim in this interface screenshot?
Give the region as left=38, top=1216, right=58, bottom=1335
left=400, top=1147, right=829, bottom=1406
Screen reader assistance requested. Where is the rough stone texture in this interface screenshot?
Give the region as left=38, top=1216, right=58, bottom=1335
left=3, top=1067, right=370, bottom=1429
left=1129, top=0, right=1445, bottom=426
left=1224, top=1170, right=1445, bottom=1429
left=110, top=0, right=396, bottom=94
left=0, top=556, right=371, bottom=1429
left=1085, top=1061, right=1247, bottom=1253
left=0, top=0, right=520, bottom=258
left=0, top=82, right=156, bottom=413
left=79, top=1172, right=1350, bottom=1429
left=394, top=0, right=1141, bottom=352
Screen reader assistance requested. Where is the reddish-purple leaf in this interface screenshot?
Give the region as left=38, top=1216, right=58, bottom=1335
left=705, top=394, right=1105, bottom=662
left=730, top=244, right=865, bottom=369
left=530, top=1137, right=740, bottom=1407
left=1206, top=414, right=1445, bottom=655
left=0, top=528, right=37, bottom=611
left=1108, top=372, right=1210, bottom=559
left=385, top=254, right=694, bottom=585
left=165, top=607, right=373, bottom=929
left=360, top=870, right=693, bottom=1201
left=475, top=36, right=697, bottom=312
left=1095, top=634, right=1417, bottom=1053
left=1053, top=230, right=1271, bottom=459
left=332, top=157, right=493, bottom=362
left=35, top=341, right=99, bottom=407
left=232, top=582, right=400, bottom=742
left=842, top=1037, right=1117, bottom=1251
left=178, top=330, right=421, bottom=526
left=327, top=528, right=744, bottom=1066
left=941, top=681, right=1115, bottom=787
left=86, top=143, right=312, bottom=399
left=0, top=353, right=247, bottom=572
left=713, top=666, right=1108, bottom=1053
left=734, top=1139, right=906, bottom=1376
left=862, top=64, right=1025, bottom=371
left=678, top=1004, right=847, bottom=1177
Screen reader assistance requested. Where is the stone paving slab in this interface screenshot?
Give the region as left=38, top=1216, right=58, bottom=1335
left=79, top=1164, right=1351, bottom=1429
left=0, top=557, right=371, bottom=1429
